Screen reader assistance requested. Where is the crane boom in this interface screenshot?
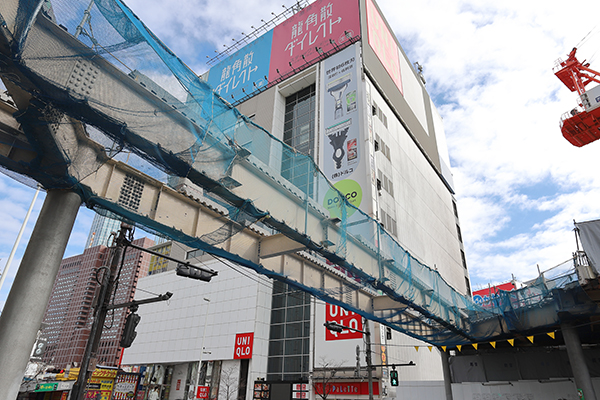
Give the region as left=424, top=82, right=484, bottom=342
left=554, top=48, right=600, bottom=146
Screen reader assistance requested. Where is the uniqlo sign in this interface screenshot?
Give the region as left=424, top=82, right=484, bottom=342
left=325, top=303, right=363, bottom=341
left=234, top=332, right=254, bottom=359
left=196, top=386, right=209, bottom=399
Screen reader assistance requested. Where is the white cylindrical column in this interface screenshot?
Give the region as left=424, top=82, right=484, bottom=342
left=0, top=190, right=81, bottom=400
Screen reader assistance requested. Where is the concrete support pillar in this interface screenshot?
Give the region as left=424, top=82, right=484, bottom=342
left=562, top=322, right=597, bottom=400
left=440, top=349, right=454, bottom=400
left=0, top=190, right=81, bottom=400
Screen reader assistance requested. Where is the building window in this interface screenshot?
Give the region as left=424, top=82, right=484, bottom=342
left=267, top=282, right=311, bottom=382
left=372, top=101, right=388, bottom=128
left=465, top=276, right=471, bottom=295
left=376, top=170, right=394, bottom=197
left=461, top=249, right=467, bottom=270
left=281, top=85, right=316, bottom=198
left=380, top=210, right=398, bottom=238
left=375, top=134, right=391, bottom=161
left=452, top=200, right=459, bottom=218
left=456, top=224, right=463, bottom=244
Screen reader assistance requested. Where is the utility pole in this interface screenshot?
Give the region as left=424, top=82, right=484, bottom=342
left=324, top=320, right=374, bottom=400
left=363, top=319, right=374, bottom=400
left=71, top=223, right=131, bottom=400
left=193, top=298, right=211, bottom=398
left=71, top=224, right=210, bottom=400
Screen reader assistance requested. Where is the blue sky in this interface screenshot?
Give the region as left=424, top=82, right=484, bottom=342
left=2, top=0, right=600, bottom=309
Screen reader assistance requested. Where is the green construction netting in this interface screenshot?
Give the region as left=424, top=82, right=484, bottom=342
left=0, top=0, right=596, bottom=346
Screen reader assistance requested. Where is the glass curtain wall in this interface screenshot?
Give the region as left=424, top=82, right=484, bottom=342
left=267, top=282, right=311, bottom=381
left=281, top=85, right=316, bottom=198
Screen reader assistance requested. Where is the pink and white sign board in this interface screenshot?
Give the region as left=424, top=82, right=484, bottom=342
left=269, top=0, right=360, bottom=79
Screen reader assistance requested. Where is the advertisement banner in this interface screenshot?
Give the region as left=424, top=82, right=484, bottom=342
left=207, top=31, right=273, bottom=102
left=322, top=44, right=359, bottom=181
left=112, top=373, right=140, bottom=400
left=320, top=44, right=370, bottom=218
left=233, top=332, right=254, bottom=359
left=365, top=0, right=403, bottom=94
left=325, top=303, right=363, bottom=341
left=314, top=381, right=380, bottom=396
left=269, top=0, right=360, bottom=80
left=206, top=0, right=359, bottom=101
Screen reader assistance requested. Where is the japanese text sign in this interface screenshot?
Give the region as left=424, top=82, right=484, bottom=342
left=270, top=0, right=360, bottom=79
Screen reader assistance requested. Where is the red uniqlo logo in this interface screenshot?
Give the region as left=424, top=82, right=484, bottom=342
left=234, top=332, right=254, bottom=359
left=325, top=303, right=363, bottom=341
left=196, top=386, right=209, bottom=399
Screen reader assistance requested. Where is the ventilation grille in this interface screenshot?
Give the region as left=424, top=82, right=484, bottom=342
left=118, top=174, right=144, bottom=211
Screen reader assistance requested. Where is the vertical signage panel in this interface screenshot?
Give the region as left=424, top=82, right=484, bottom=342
left=234, top=332, right=254, bottom=359
left=320, top=43, right=369, bottom=219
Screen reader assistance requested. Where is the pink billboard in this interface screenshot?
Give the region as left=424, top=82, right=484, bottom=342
left=269, top=0, right=360, bottom=79
left=365, top=0, right=403, bottom=94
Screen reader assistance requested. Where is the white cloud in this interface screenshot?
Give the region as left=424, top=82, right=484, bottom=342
left=375, top=0, right=600, bottom=286
left=0, top=175, right=95, bottom=310
left=123, top=0, right=293, bottom=73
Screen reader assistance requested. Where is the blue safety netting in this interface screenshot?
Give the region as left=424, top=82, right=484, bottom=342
left=0, top=0, right=596, bottom=346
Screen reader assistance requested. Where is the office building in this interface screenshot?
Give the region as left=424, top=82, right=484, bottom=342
left=40, top=237, right=154, bottom=368
left=85, top=213, right=123, bottom=249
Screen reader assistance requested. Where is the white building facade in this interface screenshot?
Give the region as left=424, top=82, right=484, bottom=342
left=122, top=0, right=469, bottom=399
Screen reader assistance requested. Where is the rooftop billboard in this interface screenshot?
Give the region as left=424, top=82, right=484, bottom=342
left=206, top=0, right=360, bottom=102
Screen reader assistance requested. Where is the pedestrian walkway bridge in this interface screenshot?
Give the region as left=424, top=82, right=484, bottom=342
left=0, top=0, right=599, bottom=349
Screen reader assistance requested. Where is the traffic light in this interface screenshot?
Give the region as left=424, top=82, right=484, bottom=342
left=120, top=312, right=141, bottom=348
left=390, top=369, right=399, bottom=386
left=176, top=264, right=214, bottom=282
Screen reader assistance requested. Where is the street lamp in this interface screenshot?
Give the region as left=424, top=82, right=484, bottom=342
left=193, top=297, right=210, bottom=399
left=323, top=320, right=374, bottom=400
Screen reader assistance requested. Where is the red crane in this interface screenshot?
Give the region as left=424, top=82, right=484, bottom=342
left=554, top=47, right=600, bottom=146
